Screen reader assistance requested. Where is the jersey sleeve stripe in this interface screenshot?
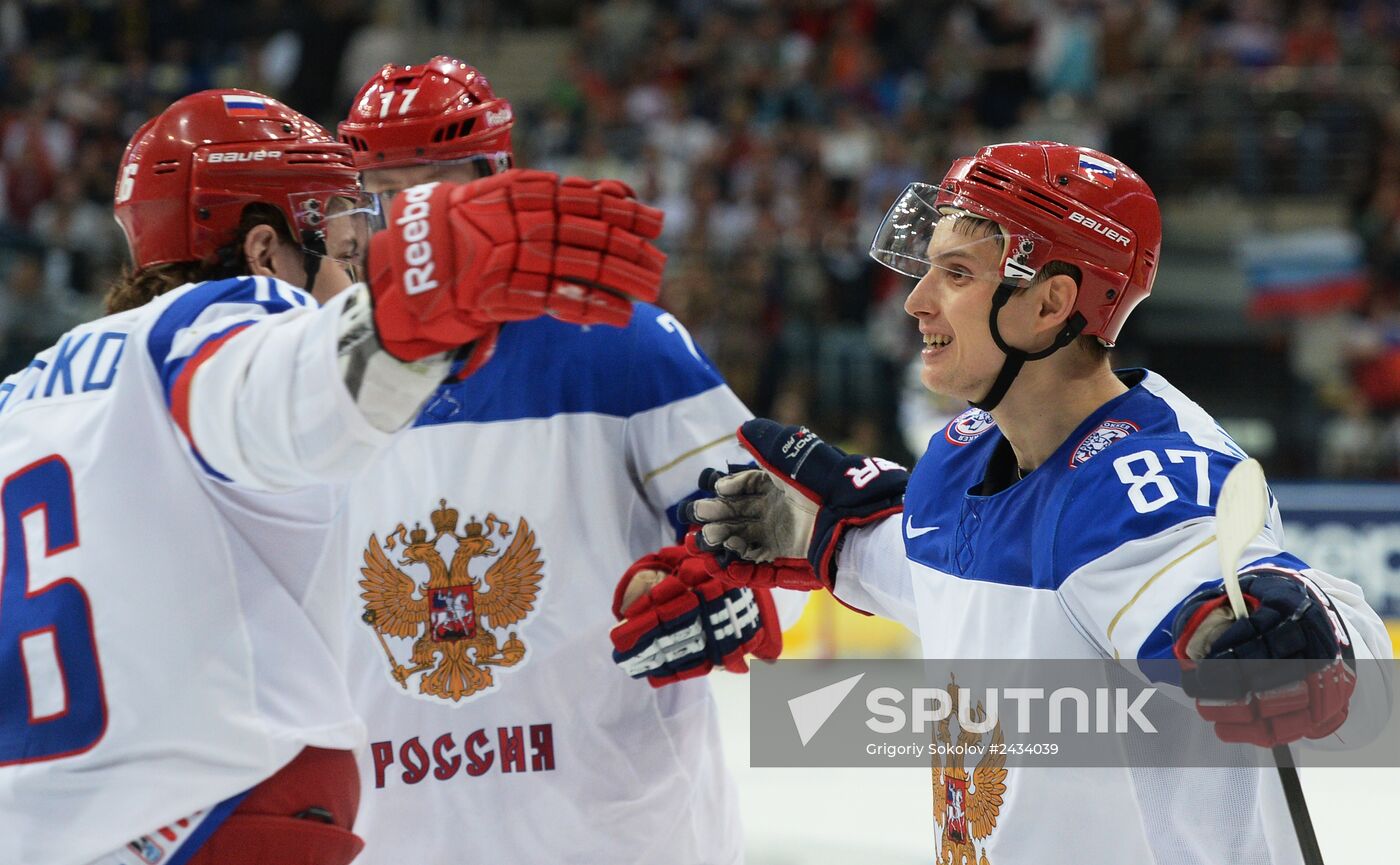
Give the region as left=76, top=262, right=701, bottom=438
left=143, top=278, right=309, bottom=482
left=168, top=322, right=253, bottom=442
left=145, top=277, right=304, bottom=378
left=1104, top=533, right=1215, bottom=653
left=1131, top=552, right=1310, bottom=666
left=640, top=432, right=735, bottom=484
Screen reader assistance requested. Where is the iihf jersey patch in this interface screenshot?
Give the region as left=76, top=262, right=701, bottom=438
left=1070, top=419, right=1139, bottom=466
left=945, top=408, right=996, bottom=446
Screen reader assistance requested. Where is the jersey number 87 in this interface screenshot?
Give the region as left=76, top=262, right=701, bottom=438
left=1112, top=449, right=1212, bottom=515
left=0, top=456, right=107, bottom=765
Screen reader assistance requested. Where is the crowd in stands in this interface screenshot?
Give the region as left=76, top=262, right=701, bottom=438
left=1, top=0, right=1397, bottom=473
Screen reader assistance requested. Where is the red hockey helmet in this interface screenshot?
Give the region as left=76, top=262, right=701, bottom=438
left=114, top=89, right=363, bottom=270
left=871, top=141, right=1161, bottom=346
left=337, top=56, right=514, bottom=172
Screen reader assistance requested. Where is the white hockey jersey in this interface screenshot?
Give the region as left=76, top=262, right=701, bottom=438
left=835, top=369, right=1391, bottom=865
left=315, top=304, right=790, bottom=864
left=0, top=277, right=385, bottom=865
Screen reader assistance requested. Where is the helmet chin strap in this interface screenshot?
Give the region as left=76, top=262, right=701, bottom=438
left=971, top=281, right=1087, bottom=412
left=301, top=228, right=326, bottom=291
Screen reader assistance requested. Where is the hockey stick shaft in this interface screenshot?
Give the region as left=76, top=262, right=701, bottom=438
left=1216, top=459, right=1324, bottom=865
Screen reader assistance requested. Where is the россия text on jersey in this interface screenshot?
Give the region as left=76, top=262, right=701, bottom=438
left=370, top=723, right=555, bottom=788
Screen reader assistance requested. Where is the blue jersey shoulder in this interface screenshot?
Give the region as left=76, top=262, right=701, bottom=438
left=1048, top=431, right=1242, bottom=581
left=145, top=276, right=310, bottom=370
left=415, top=303, right=728, bottom=426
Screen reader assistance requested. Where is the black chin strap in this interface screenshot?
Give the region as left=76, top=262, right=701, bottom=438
left=971, top=281, right=1087, bottom=412
left=301, top=229, right=325, bottom=289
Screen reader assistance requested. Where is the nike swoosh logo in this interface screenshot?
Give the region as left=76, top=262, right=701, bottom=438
left=905, top=515, right=940, bottom=539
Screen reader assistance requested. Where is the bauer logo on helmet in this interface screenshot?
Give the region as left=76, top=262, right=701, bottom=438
left=1068, top=212, right=1131, bottom=247
left=207, top=149, right=284, bottom=164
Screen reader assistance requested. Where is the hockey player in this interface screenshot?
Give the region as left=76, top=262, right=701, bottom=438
left=615, top=142, right=1392, bottom=862
left=326, top=56, right=800, bottom=863
left=0, top=88, right=666, bottom=865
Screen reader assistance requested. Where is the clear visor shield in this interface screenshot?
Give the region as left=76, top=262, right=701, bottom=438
left=289, top=189, right=381, bottom=280
left=869, top=183, right=1045, bottom=288
left=365, top=151, right=512, bottom=216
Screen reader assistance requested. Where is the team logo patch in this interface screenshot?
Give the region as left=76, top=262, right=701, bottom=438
left=1077, top=153, right=1117, bottom=184
left=945, top=408, right=997, bottom=446
left=360, top=499, right=544, bottom=704
left=932, top=677, right=1007, bottom=863
left=1070, top=419, right=1139, bottom=467
left=127, top=836, right=165, bottom=864
left=484, top=106, right=513, bottom=128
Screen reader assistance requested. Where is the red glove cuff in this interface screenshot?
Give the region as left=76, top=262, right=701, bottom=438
left=682, top=531, right=826, bottom=592
left=1196, top=659, right=1356, bottom=747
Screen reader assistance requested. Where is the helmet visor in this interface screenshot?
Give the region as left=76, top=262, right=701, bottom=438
left=869, top=183, right=1046, bottom=288
left=289, top=189, right=380, bottom=280
left=363, top=151, right=513, bottom=217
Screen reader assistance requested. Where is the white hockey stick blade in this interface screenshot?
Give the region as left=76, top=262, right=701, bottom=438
left=1215, top=458, right=1269, bottom=618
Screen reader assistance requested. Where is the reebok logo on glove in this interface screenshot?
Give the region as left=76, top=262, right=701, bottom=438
left=782, top=427, right=815, bottom=456
left=396, top=182, right=440, bottom=295
left=368, top=169, right=667, bottom=365
left=846, top=456, right=905, bottom=489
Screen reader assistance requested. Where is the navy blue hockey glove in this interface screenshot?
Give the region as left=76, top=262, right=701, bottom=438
left=1172, top=567, right=1356, bottom=747
left=682, top=419, right=908, bottom=590
left=610, top=545, right=782, bottom=688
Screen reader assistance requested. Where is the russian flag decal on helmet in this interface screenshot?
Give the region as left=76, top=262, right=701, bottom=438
left=221, top=94, right=269, bottom=117
left=1076, top=154, right=1118, bottom=185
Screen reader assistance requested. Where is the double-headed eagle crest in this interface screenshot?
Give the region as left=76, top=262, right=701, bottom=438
left=360, top=499, right=544, bottom=702
left=932, top=678, right=1009, bottom=865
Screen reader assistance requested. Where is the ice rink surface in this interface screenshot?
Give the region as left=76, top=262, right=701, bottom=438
left=713, top=673, right=1398, bottom=864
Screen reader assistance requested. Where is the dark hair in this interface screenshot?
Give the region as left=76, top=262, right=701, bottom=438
left=104, top=204, right=295, bottom=314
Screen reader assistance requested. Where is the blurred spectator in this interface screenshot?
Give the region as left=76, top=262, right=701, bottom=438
left=3, top=96, right=69, bottom=225
left=0, top=247, right=67, bottom=374
left=31, top=174, right=120, bottom=293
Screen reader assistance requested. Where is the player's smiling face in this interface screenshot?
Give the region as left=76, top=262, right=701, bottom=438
left=903, top=215, right=1011, bottom=400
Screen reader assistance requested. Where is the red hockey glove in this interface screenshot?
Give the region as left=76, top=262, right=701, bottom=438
left=1172, top=567, right=1356, bottom=747
left=610, top=545, right=782, bottom=688
left=682, top=530, right=821, bottom=591
left=683, top=420, right=908, bottom=590
left=368, top=170, right=666, bottom=364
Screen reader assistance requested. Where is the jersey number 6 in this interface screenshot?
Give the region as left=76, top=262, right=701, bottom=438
left=0, top=456, right=107, bottom=765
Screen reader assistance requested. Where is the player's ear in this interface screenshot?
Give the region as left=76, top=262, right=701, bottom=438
left=241, top=224, right=282, bottom=278
left=1035, top=273, right=1079, bottom=332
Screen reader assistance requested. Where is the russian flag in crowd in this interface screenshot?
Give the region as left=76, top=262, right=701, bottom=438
left=1354, top=320, right=1400, bottom=409
left=221, top=94, right=270, bottom=117
left=1238, top=228, right=1369, bottom=318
